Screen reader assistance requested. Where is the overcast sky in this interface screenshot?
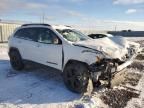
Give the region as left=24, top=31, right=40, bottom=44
left=0, top=0, right=144, bottom=30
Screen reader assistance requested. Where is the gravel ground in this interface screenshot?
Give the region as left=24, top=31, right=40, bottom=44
left=100, top=88, right=139, bottom=108
left=136, top=54, right=144, bottom=60
left=128, top=61, right=144, bottom=71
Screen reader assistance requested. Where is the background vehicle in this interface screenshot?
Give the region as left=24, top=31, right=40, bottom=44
left=8, top=24, right=141, bottom=93
left=88, top=33, right=113, bottom=39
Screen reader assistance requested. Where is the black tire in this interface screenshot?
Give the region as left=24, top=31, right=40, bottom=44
left=63, top=62, right=89, bottom=93
left=9, top=51, right=24, bottom=71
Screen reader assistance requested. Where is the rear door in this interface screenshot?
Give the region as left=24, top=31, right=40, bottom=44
left=13, top=28, right=39, bottom=60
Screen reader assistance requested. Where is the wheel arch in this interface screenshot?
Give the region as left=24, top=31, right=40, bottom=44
left=9, top=47, right=21, bottom=56
left=63, top=59, right=89, bottom=71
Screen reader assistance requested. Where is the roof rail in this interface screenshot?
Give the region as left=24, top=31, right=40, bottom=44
left=21, top=23, right=51, bottom=27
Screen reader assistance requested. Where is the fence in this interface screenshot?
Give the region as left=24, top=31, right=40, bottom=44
left=0, top=22, right=21, bottom=43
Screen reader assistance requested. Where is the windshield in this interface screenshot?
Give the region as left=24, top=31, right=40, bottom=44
left=56, top=29, right=91, bottom=42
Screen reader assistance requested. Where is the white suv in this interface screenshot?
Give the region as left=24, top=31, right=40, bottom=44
left=8, top=24, right=141, bottom=93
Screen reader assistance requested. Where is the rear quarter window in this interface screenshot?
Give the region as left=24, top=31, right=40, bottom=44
left=14, top=28, right=38, bottom=41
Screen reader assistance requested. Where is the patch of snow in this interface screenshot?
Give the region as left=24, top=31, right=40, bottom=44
left=125, top=37, right=144, bottom=42
left=0, top=48, right=81, bottom=108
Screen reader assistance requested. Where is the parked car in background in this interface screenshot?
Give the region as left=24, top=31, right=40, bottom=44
left=8, top=24, right=141, bottom=93
left=88, top=33, right=113, bottom=39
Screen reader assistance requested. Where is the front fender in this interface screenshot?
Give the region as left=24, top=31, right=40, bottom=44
left=81, top=50, right=104, bottom=65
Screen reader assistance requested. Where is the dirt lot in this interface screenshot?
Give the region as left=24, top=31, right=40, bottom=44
left=0, top=44, right=144, bottom=108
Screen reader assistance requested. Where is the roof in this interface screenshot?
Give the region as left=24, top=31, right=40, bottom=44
left=21, top=23, right=51, bottom=27
left=20, top=23, right=73, bottom=30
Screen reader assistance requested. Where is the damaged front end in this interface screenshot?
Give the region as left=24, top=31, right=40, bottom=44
left=89, top=58, right=118, bottom=87
left=89, top=46, right=141, bottom=87
left=75, top=37, right=142, bottom=87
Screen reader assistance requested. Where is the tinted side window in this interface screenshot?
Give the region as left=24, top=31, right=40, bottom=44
left=14, top=29, right=27, bottom=38
left=14, top=28, right=38, bottom=41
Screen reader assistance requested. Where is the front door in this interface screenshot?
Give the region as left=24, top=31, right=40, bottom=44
left=35, top=28, right=63, bottom=70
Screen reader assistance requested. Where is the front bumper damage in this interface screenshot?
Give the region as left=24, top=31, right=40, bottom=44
left=89, top=48, right=141, bottom=87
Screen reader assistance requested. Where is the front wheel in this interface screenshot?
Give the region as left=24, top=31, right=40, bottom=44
left=63, top=62, right=89, bottom=93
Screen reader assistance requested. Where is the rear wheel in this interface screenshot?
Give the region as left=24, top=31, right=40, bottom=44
left=9, top=51, right=24, bottom=71
left=63, top=62, right=89, bottom=93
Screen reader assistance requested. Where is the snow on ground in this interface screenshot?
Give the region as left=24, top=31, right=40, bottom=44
left=125, top=37, right=144, bottom=47
left=126, top=37, right=144, bottom=42
left=0, top=43, right=144, bottom=108
left=0, top=47, right=80, bottom=108
left=125, top=72, right=144, bottom=108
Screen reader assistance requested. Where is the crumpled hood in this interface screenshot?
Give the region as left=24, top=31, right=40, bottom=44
left=74, top=37, right=130, bottom=60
